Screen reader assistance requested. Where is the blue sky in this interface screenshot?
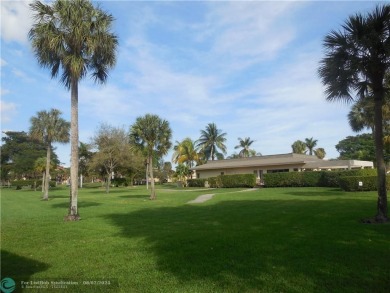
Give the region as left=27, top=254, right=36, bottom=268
left=1, top=1, right=385, bottom=166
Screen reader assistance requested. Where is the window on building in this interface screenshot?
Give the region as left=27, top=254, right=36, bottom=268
left=267, top=169, right=289, bottom=173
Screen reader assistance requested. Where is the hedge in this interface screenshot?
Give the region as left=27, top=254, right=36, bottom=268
left=10, top=180, right=56, bottom=190
left=192, top=174, right=256, bottom=188
left=264, top=169, right=378, bottom=188
left=219, top=174, right=256, bottom=188
left=187, top=178, right=207, bottom=187
left=339, top=176, right=390, bottom=191
left=111, top=178, right=129, bottom=187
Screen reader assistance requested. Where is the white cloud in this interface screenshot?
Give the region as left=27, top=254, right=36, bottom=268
left=0, top=58, right=7, bottom=67
left=0, top=100, right=17, bottom=123
left=12, top=68, right=35, bottom=83
left=1, top=0, right=34, bottom=44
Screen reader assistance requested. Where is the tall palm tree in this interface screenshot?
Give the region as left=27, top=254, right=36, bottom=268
left=318, top=4, right=390, bottom=222
left=234, top=137, right=255, bottom=158
left=305, top=137, right=318, bottom=156
left=130, top=114, right=172, bottom=200
left=172, top=138, right=201, bottom=169
left=30, top=108, right=70, bottom=200
left=291, top=140, right=307, bottom=154
left=196, top=123, right=227, bottom=161
left=29, top=0, right=118, bottom=219
left=34, top=157, right=48, bottom=192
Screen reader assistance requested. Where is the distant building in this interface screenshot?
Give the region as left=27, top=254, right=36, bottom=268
left=192, top=153, right=373, bottom=184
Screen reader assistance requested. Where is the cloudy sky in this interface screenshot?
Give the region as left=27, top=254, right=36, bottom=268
left=1, top=0, right=384, bottom=166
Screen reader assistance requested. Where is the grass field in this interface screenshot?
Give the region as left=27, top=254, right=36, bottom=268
left=1, top=184, right=389, bottom=292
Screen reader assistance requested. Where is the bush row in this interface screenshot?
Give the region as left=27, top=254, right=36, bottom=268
left=10, top=180, right=56, bottom=189
left=188, top=174, right=256, bottom=188
left=339, top=176, right=390, bottom=191
left=111, top=178, right=129, bottom=187
left=263, top=169, right=377, bottom=188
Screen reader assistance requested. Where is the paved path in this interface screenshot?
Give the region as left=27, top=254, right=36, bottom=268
left=187, top=194, right=215, bottom=204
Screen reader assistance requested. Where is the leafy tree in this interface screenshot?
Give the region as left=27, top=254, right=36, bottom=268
left=234, top=137, right=257, bottom=158
left=130, top=114, right=172, bottom=200
left=174, top=164, right=192, bottom=186
left=79, top=142, right=93, bottom=188
left=291, top=140, right=307, bottom=154
left=336, top=134, right=376, bottom=162
left=1, top=131, right=56, bottom=180
left=90, top=124, right=132, bottom=193
left=30, top=109, right=70, bottom=200
left=304, top=137, right=318, bottom=156
left=318, top=4, right=390, bottom=222
left=196, top=123, right=227, bottom=161
left=29, top=0, right=118, bottom=218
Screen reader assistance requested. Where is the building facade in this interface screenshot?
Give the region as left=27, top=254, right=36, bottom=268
left=192, top=153, right=373, bottom=183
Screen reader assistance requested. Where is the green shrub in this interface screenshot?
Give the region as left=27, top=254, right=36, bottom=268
left=264, top=169, right=378, bottom=188
left=111, top=178, right=128, bottom=187
left=219, top=174, right=256, bottom=188
left=208, top=177, right=222, bottom=188
left=339, top=175, right=390, bottom=191
left=264, top=172, right=322, bottom=188
left=10, top=180, right=56, bottom=190
left=187, top=178, right=207, bottom=187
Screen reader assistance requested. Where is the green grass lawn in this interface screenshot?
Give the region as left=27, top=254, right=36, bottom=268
left=1, top=185, right=389, bottom=292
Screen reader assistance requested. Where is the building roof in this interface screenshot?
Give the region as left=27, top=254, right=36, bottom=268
left=192, top=153, right=373, bottom=171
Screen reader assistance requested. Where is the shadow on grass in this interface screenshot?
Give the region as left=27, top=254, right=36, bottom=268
left=103, top=198, right=390, bottom=292
left=50, top=201, right=102, bottom=209
left=1, top=250, right=49, bottom=292
left=280, top=188, right=348, bottom=197
left=117, top=194, right=149, bottom=199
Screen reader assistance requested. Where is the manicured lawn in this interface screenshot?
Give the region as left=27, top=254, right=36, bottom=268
left=1, top=185, right=389, bottom=292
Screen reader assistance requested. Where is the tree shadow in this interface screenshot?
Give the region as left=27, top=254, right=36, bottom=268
left=50, top=201, right=102, bottom=209
left=280, top=188, right=348, bottom=197
left=117, top=194, right=149, bottom=199
left=1, top=250, right=49, bottom=292
left=103, top=198, right=389, bottom=292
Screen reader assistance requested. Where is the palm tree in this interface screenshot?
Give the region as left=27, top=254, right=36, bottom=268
left=172, top=138, right=201, bottom=170
left=34, top=157, right=48, bottom=192
left=30, top=108, right=70, bottom=200
left=291, top=140, right=307, bottom=154
left=314, top=148, right=326, bottom=159
left=196, top=123, right=227, bottom=161
left=130, top=114, right=172, bottom=200
left=305, top=137, right=318, bottom=156
left=234, top=137, right=256, bottom=158
left=29, top=0, right=118, bottom=219
left=318, top=4, right=390, bottom=222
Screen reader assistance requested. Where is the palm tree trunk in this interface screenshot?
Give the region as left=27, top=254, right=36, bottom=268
left=43, top=144, right=51, bottom=200
left=373, top=97, right=388, bottom=222
left=67, top=78, right=80, bottom=220
left=149, top=155, right=156, bottom=200
left=41, top=172, right=45, bottom=192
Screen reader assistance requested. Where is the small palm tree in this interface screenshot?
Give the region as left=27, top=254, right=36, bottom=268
left=291, top=140, right=307, bottom=154
left=130, top=114, right=172, bottom=200
left=30, top=108, right=70, bottom=200
left=172, top=138, right=201, bottom=170
left=305, top=137, right=318, bottom=156
left=234, top=137, right=256, bottom=158
left=314, top=148, right=326, bottom=159
left=29, top=0, right=118, bottom=219
left=196, top=123, right=227, bottom=161
left=318, top=4, right=390, bottom=222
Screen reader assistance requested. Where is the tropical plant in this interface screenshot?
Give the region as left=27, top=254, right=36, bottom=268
left=314, top=148, right=326, bottom=159
left=304, top=137, right=318, bottom=156
left=29, top=0, right=118, bottom=219
left=318, top=4, right=390, bottom=222
left=30, top=109, right=70, bottom=200
left=196, top=123, right=227, bottom=161
left=172, top=138, right=201, bottom=170
left=234, top=137, right=256, bottom=158
left=291, top=140, right=307, bottom=154
left=130, top=114, right=172, bottom=200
